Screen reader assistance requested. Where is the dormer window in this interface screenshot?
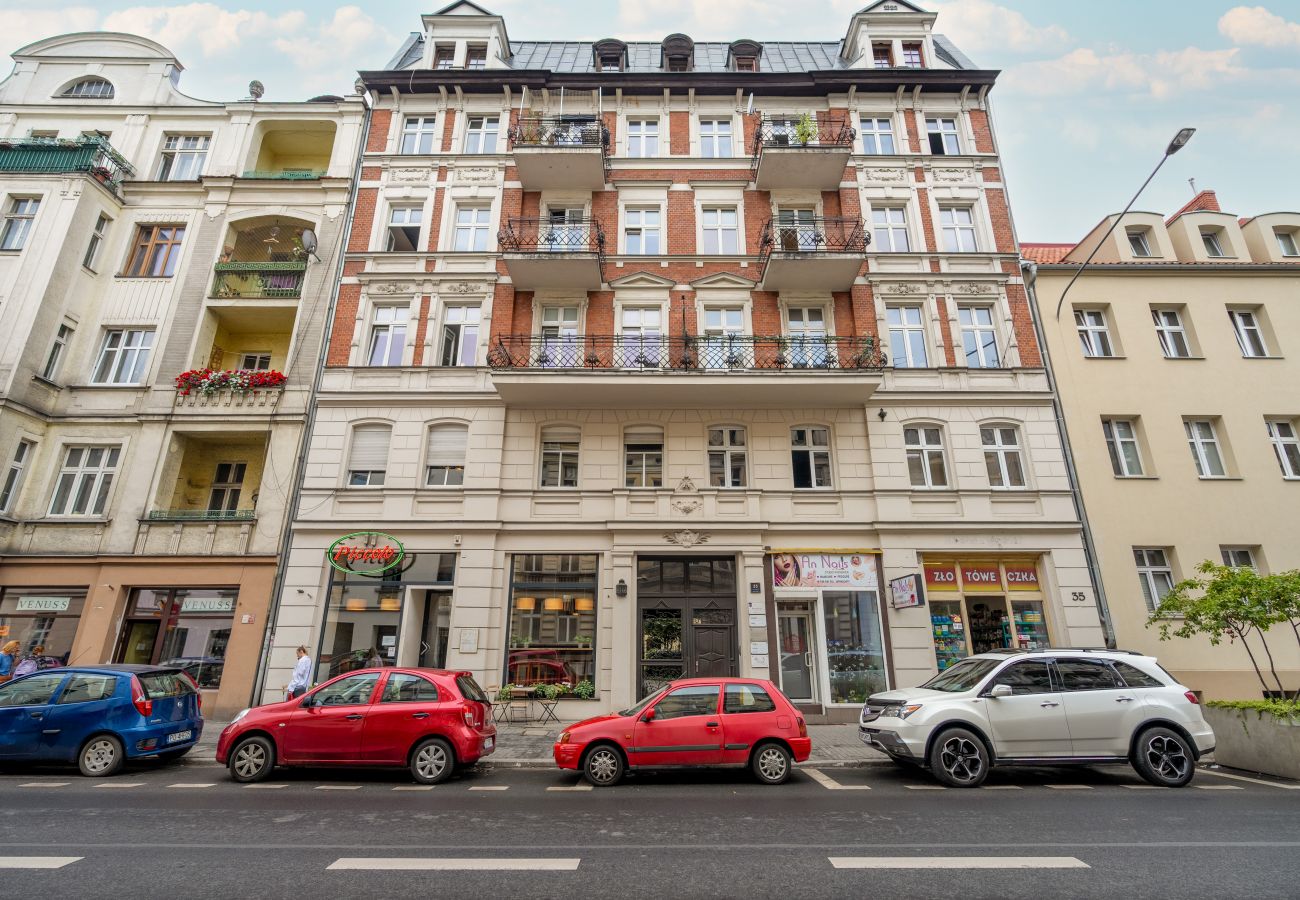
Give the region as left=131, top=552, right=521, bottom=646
left=735, top=56, right=757, bottom=72
left=1127, top=228, right=1154, bottom=257
left=433, top=45, right=455, bottom=69
left=667, top=56, right=690, bottom=72
left=1200, top=228, right=1225, bottom=258
left=902, top=42, right=924, bottom=68
left=594, top=38, right=627, bottom=73
left=466, top=45, right=487, bottom=70
left=60, top=77, right=114, bottom=100
left=728, top=39, right=762, bottom=73
left=661, top=33, right=694, bottom=73
left=872, top=43, right=894, bottom=68
left=599, top=55, right=622, bottom=71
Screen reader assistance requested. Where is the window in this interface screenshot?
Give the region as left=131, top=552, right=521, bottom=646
left=433, top=45, right=455, bottom=69
left=1220, top=547, right=1256, bottom=570
left=316, top=672, right=380, bottom=706
left=872, top=43, right=893, bottom=68
left=791, top=426, right=832, bottom=489
left=49, top=445, right=119, bottom=516
left=463, top=116, right=499, bottom=154
left=122, top=224, right=185, bottom=277
left=91, top=328, right=153, bottom=384
left=207, top=462, right=246, bottom=513
left=1151, top=308, right=1190, bottom=358
left=1229, top=309, right=1268, bottom=358
left=0, top=674, right=65, bottom=707
left=347, top=424, right=391, bottom=487
left=621, top=308, right=662, bottom=366
left=41, top=324, right=73, bottom=381
left=724, top=683, right=775, bottom=713
left=1074, top=309, right=1114, bottom=357
left=60, top=77, right=113, bottom=99
left=1127, top=228, right=1153, bottom=257
left=958, top=305, right=999, bottom=368
left=982, top=426, right=1026, bottom=488
left=367, top=306, right=407, bottom=366
left=0, top=198, right=39, bottom=251
left=386, top=205, right=422, bottom=252
left=1102, top=419, right=1144, bottom=477
left=873, top=207, right=910, bottom=252
left=465, top=45, right=487, bottom=69
left=624, top=427, right=663, bottom=488
left=655, top=685, right=719, bottom=719
left=1056, top=659, right=1124, bottom=691
left=902, top=42, right=924, bottom=68
left=1134, top=548, right=1174, bottom=612
left=540, top=425, right=580, bottom=488
left=926, top=118, right=960, bottom=154
left=699, top=119, right=733, bottom=158
left=990, top=661, right=1052, bottom=695
left=786, top=307, right=829, bottom=367
left=57, top=674, right=116, bottom=704
left=627, top=119, right=659, bottom=157
left=439, top=305, right=481, bottom=366
left=425, top=423, right=468, bottom=487
left=83, top=214, right=109, bottom=270
left=0, top=590, right=86, bottom=672
left=539, top=306, right=580, bottom=366
left=1267, top=419, right=1300, bottom=478
left=240, top=352, right=271, bottom=371
left=599, top=55, right=622, bottom=72
left=156, top=135, right=209, bottom=181
left=1184, top=419, right=1226, bottom=478
left=700, top=207, right=738, bottom=254
left=708, top=427, right=747, bottom=488
left=624, top=208, right=661, bottom=254
left=666, top=55, right=691, bottom=73
left=860, top=117, right=895, bottom=155
left=1276, top=229, right=1299, bottom=257
left=940, top=207, right=978, bottom=252
left=400, top=116, right=438, bottom=154
left=1201, top=229, right=1225, bottom=257
left=0, top=439, right=34, bottom=513
left=701, top=308, right=746, bottom=368
left=505, top=554, right=597, bottom=695
left=452, top=205, right=491, bottom=252
left=904, top=426, right=948, bottom=488
left=887, top=305, right=928, bottom=368
left=382, top=673, right=439, bottom=702
left=734, top=56, right=757, bottom=72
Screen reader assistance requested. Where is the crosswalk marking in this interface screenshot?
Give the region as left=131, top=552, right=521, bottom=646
left=19, top=782, right=69, bottom=788
left=468, top=785, right=509, bottom=791
left=1200, top=769, right=1300, bottom=790
left=1045, top=784, right=1092, bottom=790
left=328, top=857, right=580, bottom=871
left=0, top=857, right=82, bottom=869
left=546, top=785, right=594, bottom=792
left=393, top=786, right=435, bottom=792
left=830, top=856, right=1089, bottom=870
left=805, top=768, right=871, bottom=791
left=315, top=785, right=362, bottom=791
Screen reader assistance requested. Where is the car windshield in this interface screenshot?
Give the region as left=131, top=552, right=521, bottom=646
left=917, top=658, right=1002, bottom=692
left=618, top=688, right=666, bottom=718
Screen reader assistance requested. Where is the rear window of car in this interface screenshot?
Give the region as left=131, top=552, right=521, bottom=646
left=724, top=683, right=776, bottom=714
left=382, top=673, right=439, bottom=703
left=57, top=675, right=116, bottom=704
left=138, top=671, right=196, bottom=699
left=1055, top=659, right=1125, bottom=691
left=456, top=675, right=489, bottom=704
left=1113, top=661, right=1165, bottom=688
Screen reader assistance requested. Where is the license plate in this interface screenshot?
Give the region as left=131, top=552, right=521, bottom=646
left=167, top=730, right=192, bottom=744
left=483, top=737, right=494, bottom=751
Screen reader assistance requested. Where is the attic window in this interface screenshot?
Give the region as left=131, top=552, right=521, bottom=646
left=60, top=77, right=114, bottom=100
left=599, top=55, right=622, bottom=72
left=661, top=34, right=695, bottom=73
left=466, top=45, right=487, bottom=69
left=667, top=56, right=691, bottom=72
left=872, top=43, right=893, bottom=68
left=734, top=56, right=757, bottom=72
left=433, top=45, right=455, bottom=69
left=902, top=42, right=924, bottom=68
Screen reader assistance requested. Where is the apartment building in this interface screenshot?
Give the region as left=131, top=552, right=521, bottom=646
left=0, top=32, right=364, bottom=715
left=1024, top=190, right=1300, bottom=699
left=265, top=0, right=1104, bottom=721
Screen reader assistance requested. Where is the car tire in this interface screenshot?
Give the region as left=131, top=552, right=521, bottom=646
left=751, top=742, right=793, bottom=785
left=582, top=744, right=625, bottom=787
left=78, top=735, right=124, bottom=778
left=928, top=727, right=989, bottom=788
left=228, top=735, right=276, bottom=783
left=158, top=747, right=191, bottom=762
left=1132, top=726, right=1195, bottom=788
left=410, top=737, right=455, bottom=785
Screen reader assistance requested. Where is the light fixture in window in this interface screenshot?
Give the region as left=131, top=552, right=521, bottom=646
left=379, top=596, right=401, bottom=612
left=345, top=598, right=367, bottom=611
left=543, top=596, right=565, bottom=611
left=515, top=595, right=536, bottom=610
left=575, top=596, right=595, bottom=612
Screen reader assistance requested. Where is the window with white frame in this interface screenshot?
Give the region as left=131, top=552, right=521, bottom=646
left=624, top=207, right=661, bottom=254
left=775, top=207, right=816, bottom=251
left=1134, top=548, right=1174, bottom=612
left=786, top=306, right=828, bottom=367
left=1151, top=308, right=1191, bottom=358
left=0, top=439, right=34, bottom=513
left=540, top=425, right=580, bottom=488
left=539, top=306, right=580, bottom=366
left=958, top=305, right=999, bottom=368
left=872, top=207, right=910, bottom=252
left=83, top=214, right=109, bottom=270
left=156, top=135, right=210, bottom=181
left=41, top=324, right=73, bottom=382
left=790, top=426, right=832, bottom=489
left=439, top=305, right=481, bottom=366
left=61, top=77, right=114, bottom=99
left=887, top=305, right=928, bottom=368
left=904, top=426, right=948, bottom=488
left=1220, top=547, right=1257, bottom=570
left=1074, top=308, right=1114, bottom=358
left=701, top=207, right=739, bottom=254
left=1229, top=309, right=1268, bottom=358
left=624, top=427, right=663, bottom=488
left=1102, top=418, right=1144, bottom=477
left=401, top=116, right=438, bottom=154
left=91, top=329, right=153, bottom=385
left=620, top=307, right=662, bottom=366
left=425, top=423, right=468, bottom=486
left=702, top=307, right=746, bottom=368
left=1127, top=228, right=1153, bottom=257
left=367, top=306, right=407, bottom=366
left=627, top=119, right=659, bottom=157
left=1276, top=229, right=1299, bottom=257
left=982, top=425, right=1026, bottom=489
left=452, top=205, right=491, bottom=252
left=240, top=353, right=271, bottom=371
left=207, top=462, right=245, bottom=513
left=860, top=117, right=895, bottom=155
left=48, top=445, right=120, bottom=516
left=1184, top=419, right=1226, bottom=478
left=708, top=427, right=747, bottom=488
left=0, top=198, right=39, bottom=251
left=347, top=424, right=391, bottom=487
left=387, top=205, right=423, bottom=252
left=925, top=117, right=960, bottom=155
left=1200, top=228, right=1225, bottom=258
left=463, top=116, right=499, bottom=154
left=939, top=207, right=978, bottom=252
left=1266, top=419, right=1300, bottom=478
left=699, top=119, right=733, bottom=158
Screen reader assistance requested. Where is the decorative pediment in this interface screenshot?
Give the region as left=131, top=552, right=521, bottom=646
left=690, top=271, right=757, bottom=290
left=608, top=271, right=676, bottom=288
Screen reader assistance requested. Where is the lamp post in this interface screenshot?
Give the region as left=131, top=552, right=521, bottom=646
left=1053, top=127, right=1195, bottom=319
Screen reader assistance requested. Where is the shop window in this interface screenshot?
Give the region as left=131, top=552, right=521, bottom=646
left=822, top=591, right=887, bottom=704
left=0, top=589, right=87, bottom=667
left=505, top=554, right=598, bottom=697
left=624, top=427, right=664, bottom=488
left=114, top=588, right=235, bottom=688
left=347, top=424, right=391, bottom=487
left=790, top=426, right=832, bottom=489
left=425, top=423, right=468, bottom=487
left=540, top=425, right=580, bottom=488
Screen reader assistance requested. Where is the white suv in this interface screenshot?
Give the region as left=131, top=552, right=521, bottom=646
left=859, top=649, right=1215, bottom=788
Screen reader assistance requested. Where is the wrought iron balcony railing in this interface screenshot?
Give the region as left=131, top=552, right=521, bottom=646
left=488, top=334, right=886, bottom=371
left=0, top=136, right=134, bottom=194
left=751, top=113, right=855, bottom=158
left=211, top=261, right=307, bottom=299
left=238, top=169, right=325, bottom=180
left=498, top=216, right=606, bottom=255
left=758, top=216, right=870, bottom=259
left=509, top=116, right=610, bottom=152
left=147, top=509, right=256, bottom=521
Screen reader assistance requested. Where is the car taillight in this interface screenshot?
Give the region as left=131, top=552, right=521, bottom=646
left=1184, top=691, right=1200, bottom=705
left=462, top=703, right=477, bottom=727
left=130, top=676, right=153, bottom=718
left=797, top=716, right=808, bottom=738
left=181, top=671, right=202, bottom=712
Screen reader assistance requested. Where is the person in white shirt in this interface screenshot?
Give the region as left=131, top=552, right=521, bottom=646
left=285, top=645, right=313, bottom=701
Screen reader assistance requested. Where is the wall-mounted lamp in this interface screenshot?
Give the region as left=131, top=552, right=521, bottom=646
left=877, top=408, right=887, bottom=422
left=615, top=579, right=628, bottom=598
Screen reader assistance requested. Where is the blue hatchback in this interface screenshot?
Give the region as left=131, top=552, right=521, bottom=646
left=0, top=665, right=203, bottom=776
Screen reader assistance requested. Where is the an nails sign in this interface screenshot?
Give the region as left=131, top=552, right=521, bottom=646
left=326, top=531, right=406, bottom=575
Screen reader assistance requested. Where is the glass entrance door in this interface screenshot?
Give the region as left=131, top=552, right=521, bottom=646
left=419, top=591, right=452, bottom=669
left=777, top=605, right=817, bottom=703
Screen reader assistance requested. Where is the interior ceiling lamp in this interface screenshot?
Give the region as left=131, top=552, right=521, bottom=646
left=344, top=597, right=367, bottom=611
left=543, top=596, right=565, bottom=611
left=514, top=595, right=536, bottom=610
left=379, top=596, right=401, bottom=611
left=574, top=596, right=595, bottom=611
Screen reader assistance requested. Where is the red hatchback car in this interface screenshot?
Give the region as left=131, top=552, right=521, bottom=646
left=554, top=677, right=810, bottom=786
left=216, top=667, right=495, bottom=784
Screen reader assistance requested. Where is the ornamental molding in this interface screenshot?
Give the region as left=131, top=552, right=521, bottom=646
left=675, top=475, right=698, bottom=494
left=933, top=168, right=972, bottom=183
left=370, top=282, right=415, bottom=295
left=455, top=167, right=497, bottom=183
left=443, top=282, right=485, bottom=294
left=954, top=282, right=995, bottom=294
left=869, top=167, right=910, bottom=183
left=664, top=529, right=710, bottom=547
left=884, top=282, right=924, bottom=295
left=671, top=498, right=703, bottom=515
left=389, top=167, right=432, bottom=183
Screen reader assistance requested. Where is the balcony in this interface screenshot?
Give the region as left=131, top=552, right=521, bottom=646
left=241, top=120, right=335, bottom=180
left=147, top=432, right=267, bottom=541
left=750, top=114, right=856, bottom=190
left=758, top=217, right=869, bottom=291
left=147, top=508, right=256, bottom=521
left=488, top=334, right=885, bottom=408
left=498, top=217, right=605, bottom=290
left=509, top=116, right=609, bottom=190
left=0, top=136, right=134, bottom=196
left=238, top=169, right=325, bottom=180
left=211, top=262, right=307, bottom=299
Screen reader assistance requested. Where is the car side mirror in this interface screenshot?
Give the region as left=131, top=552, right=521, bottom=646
left=988, top=683, right=1012, bottom=699
left=642, top=707, right=656, bottom=722
left=300, top=694, right=318, bottom=708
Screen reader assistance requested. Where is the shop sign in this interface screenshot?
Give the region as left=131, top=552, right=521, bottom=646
left=1005, top=563, right=1041, bottom=591
left=180, top=596, right=235, bottom=614
left=771, top=553, right=878, bottom=589
left=924, top=563, right=958, bottom=591
left=960, top=561, right=1003, bottom=592
left=327, top=531, right=406, bottom=575
left=890, top=574, right=924, bottom=610
left=15, top=596, right=70, bottom=613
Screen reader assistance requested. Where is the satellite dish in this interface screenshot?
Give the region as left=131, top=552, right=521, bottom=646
left=248, top=80, right=265, bottom=100
left=301, top=229, right=318, bottom=254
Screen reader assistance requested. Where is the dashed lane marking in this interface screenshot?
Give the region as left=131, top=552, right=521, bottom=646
left=392, top=786, right=435, bottom=792
left=546, top=785, right=594, bottom=792
left=1122, top=785, right=1162, bottom=790
left=0, top=857, right=82, bottom=869
left=244, top=784, right=288, bottom=789
left=167, top=783, right=216, bottom=789
left=903, top=785, right=946, bottom=790
left=1045, top=785, right=1093, bottom=790
left=830, top=856, right=1089, bottom=870
left=18, top=783, right=69, bottom=788
left=1196, top=784, right=1244, bottom=791
left=327, top=857, right=580, bottom=871
left=468, top=785, right=510, bottom=791
left=979, top=785, right=1022, bottom=790
left=315, top=785, right=362, bottom=791
left=93, top=782, right=143, bottom=789
left=804, top=768, right=872, bottom=791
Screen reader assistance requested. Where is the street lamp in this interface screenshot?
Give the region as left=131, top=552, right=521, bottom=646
left=1053, top=127, right=1196, bottom=319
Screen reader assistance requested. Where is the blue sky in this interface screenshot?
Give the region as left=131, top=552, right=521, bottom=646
left=2, top=0, right=1296, bottom=241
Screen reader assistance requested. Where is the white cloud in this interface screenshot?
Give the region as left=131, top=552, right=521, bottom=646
left=616, top=0, right=786, bottom=40
left=1218, top=5, right=1300, bottom=48
left=0, top=8, right=102, bottom=54
left=102, top=3, right=304, bottom=57
left=930, top=0, right=1070, bottom=54
left=271, top=6, right=397, bottom=81
left=1003, top=46, right=1244, bottom=99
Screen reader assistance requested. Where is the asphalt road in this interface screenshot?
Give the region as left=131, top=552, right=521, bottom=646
left=1, top=759, right=1296, bottom=900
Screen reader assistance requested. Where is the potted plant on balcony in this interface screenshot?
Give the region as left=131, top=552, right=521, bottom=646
left=795, top=112, right=818, bottom=146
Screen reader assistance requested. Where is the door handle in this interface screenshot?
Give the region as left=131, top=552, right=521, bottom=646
left=1115, top=697, right=1135, bottom=703
left=412, top=712, right=430, bottom=719
left=29, top=712, right=43, bottom=719
left=706, top=721, right=719, bottom=728
left=1040, top=701, right=1059, bottom=708
left=345, top=714, right=364, bottom=721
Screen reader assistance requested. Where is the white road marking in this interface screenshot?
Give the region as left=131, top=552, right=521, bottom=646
left=167, top=783, right=216, bottom=789
left=244, top=784, right=288, bottom=790
left=546, top=785, right=594, bottom=792
left=830, top=856, right=1089, bottom=870
left=94, top=782, right=143, bottom=789
left=1201, top=769, right=1300, bottom=790
left=315, top=785, right=362, bottom=791
left=1045, top=784, right=1093, bottom=790
left=1196, top=784, right=1243, bottom=791
left=980, top=785, right=1022, bottom=790
left=468, top=785, right=509, bottom=791
left=804, top=768, right=871, bottom=791
left=904, top=785, right=946, bottom=790
left=328, top=857, right=580, bottom=871
left=1123, top=785, right=1161, bottom=790
left=392, top=786, right=435, bottom=792
left=0, top=857, right=82, bottom=869
left=18, top=782, right=69, bottom=788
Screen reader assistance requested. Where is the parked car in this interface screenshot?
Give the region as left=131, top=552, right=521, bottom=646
left=553, top=677, right=810, bottom=786
left=0, top=665, right=203, bottom=776
left=859, top=649, right=1215, bottom=788
left=216, top=667, right=495, bottom=784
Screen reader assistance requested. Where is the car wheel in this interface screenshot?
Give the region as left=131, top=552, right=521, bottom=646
left=1133, top=726, right=1195, bottom=787
left=410, top=737, right=455, bottom=785
left=752, top=742, right=793, bottom=785
left=78, top=735, right=124, bottom=778
left=929, top=727, right=989, bottom=788
left=582, top=744, right=625, bottom=787
left=229, top=736, right=275, bottom=783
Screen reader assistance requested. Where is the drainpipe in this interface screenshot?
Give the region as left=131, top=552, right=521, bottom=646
left=249, top=99, right=373, bottom=705
left=1022, top=259, right=1115, bottom=649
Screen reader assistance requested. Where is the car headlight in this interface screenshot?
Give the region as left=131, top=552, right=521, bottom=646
left=881, top=703, right=923, bottom=719
left=899, top=704, right=923, bottom=719
left=558, top=731, right=572, bottom=744
left=228, top=708, right=250, bottom=726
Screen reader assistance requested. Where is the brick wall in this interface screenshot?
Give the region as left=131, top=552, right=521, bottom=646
left=934, top=296, right=957, bottom=366
left=425, top=167, right=447, bottom=251
left=904, top=111, right=921, bottom=153
left=669, top=111, right=690, bottom=155
left=348, top=188, right=377, bottom=252
left=751, top=291, right=781, bottom=335
left=327, top=284, right=360, bottom=366
left=366, top=110, right=391, bottom=153
left=411, top=295, right=431, bottom=365
left=985, top=188, right=1015, bottom=253
left=1005, top=283, right=1041, bottom=367
left=968, top=108, right=994, bottom=154
left=667, top=190, right=696, bottom=254
left=442, top=113, right=457, bottom=152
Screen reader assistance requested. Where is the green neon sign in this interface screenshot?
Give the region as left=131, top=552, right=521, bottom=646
left=327, top=531, right=406, bottom=575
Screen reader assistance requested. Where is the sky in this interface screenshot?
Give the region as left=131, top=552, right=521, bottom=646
left=0, top=0, right=1296, bottom=241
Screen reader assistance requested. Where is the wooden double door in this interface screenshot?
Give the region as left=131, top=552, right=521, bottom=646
left=636, top=556, right=738, bottom=698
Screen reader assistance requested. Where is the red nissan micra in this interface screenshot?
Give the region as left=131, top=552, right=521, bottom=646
left=217, top=667, right=495, bottom=784
left=554, top=677, right=810, bottom=786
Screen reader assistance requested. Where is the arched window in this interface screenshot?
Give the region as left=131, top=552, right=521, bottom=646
left=347, top=424, right=392, bottom=487
left=425, top=423, right=468, bottom=487
left=60, top=78, right=115, bottom=100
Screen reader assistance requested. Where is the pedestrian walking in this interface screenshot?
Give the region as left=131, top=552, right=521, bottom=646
left=285, top=645, right=312, bottom=701
left=0, top=640, right=19, bottom=683
left=366, top=647, right=383, bottom=668
left=12, top=644, right=44, bottom=678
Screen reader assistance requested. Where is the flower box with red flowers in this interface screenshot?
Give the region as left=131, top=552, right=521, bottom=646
left=174, top=368, right=287, bottom=396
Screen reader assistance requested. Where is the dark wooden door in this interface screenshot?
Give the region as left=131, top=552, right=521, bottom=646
left=636, top=557, right=738, bottom=696
left=692, top=624, right=734, bottom=678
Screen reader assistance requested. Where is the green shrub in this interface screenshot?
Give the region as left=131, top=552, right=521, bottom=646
left=1205, top=699, right=1300, bottom=720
